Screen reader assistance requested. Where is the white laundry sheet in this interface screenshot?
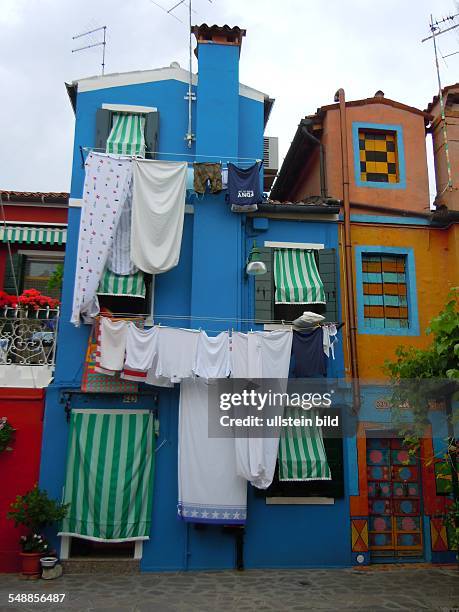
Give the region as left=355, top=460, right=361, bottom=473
left=71, top=152, right=133, bottom=325
left=233, top=330, right=293, bottom=490
left=99, top=317, right=128, bottom=372
left=107, top=177, right=137, bottom=276
left=154, top=327, right=200, bottom=383
left=131, top=159, right=187, bottom=274
left=124, top=324, right=159, bottom=372
left=193, top=331, right=230, bottom=379
left=123, top=324, right=174, bottom=386
left=229, top=332, right=249, bottom=378
left=178, top=379, right=247, bottom=525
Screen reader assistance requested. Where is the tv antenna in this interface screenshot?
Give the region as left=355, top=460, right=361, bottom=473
left=150, top=0, right=213, bottom=148
left=72, top=26, right=107, bottom=76
left=421, top=12, right=459, bottom=197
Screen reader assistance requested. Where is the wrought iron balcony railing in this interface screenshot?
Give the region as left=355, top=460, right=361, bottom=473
left=0, top=307, right=60, bottom=366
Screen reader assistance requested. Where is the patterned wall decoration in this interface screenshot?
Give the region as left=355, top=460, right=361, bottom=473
left=430, top=517, right=449, bottom=552
left=351, top=518, right=369, bottom=553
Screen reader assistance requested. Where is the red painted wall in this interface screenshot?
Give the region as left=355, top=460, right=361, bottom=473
left=3, top=205, right=68, bottom=225
left=0, top=389, right=44, bottom=573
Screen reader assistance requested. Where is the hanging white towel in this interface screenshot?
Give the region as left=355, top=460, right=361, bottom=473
left=144, top=368, right=174, bottom=388
left=234, top=330, right=293, bottom=490
left=178, top=378, right=247, bottom=525
left=193, top=331, right=231, bottom=379
left=107, top=177, right=138, bottom=276
left=248, top=330, right=293, bottom=380
left=154, top=327, right=200, bottom=383
left=71, top=152, right=133, bottom=325
left=131, top=160, right=187, bottom=274
left=124, top=324, right=159, bottom=372
left=99, top=318, right=128, bottom=372
left=230, top=332, right=248, bottom=378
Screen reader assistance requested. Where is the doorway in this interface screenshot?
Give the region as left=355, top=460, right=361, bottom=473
left=366, top=436, right=424, bottom=561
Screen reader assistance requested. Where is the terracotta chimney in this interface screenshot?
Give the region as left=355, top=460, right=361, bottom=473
left=192, top=24, right=246, bottom=57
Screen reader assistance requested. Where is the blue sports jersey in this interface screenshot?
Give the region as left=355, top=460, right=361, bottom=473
left=227, top=162, right=262, bottom=212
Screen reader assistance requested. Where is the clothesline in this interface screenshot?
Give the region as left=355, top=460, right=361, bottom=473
left=81, top=147, right=262, bottom=164
left=97, top=312, right=343, bottom=327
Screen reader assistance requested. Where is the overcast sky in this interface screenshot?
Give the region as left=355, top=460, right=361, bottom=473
left=1, top=0, right=458, bottom=196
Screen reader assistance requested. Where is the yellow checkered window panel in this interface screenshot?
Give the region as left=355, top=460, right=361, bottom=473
left=359, top=129, right=398, bottom=183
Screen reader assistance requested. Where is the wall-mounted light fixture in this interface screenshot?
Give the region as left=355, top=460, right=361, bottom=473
left=246, top=240, right=267, bottom=276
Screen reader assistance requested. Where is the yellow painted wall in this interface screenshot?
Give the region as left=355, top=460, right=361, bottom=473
left=340, top=223, right=459, bottom=380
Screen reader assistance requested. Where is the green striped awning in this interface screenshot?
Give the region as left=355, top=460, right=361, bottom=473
left=274, top=248, right=326, bottom=305
left=278, top=408, right=331, bottom=481
left=106, top=113, right=146, bottom=156
left=97, top=269, right=146, bottom=298
left=0, top=225, right=67, bottom=245
left=59, top=410, right=155, bottom=542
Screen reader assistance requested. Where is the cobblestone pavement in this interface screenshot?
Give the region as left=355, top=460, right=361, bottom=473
left=0, top=566, right=458, bottom=612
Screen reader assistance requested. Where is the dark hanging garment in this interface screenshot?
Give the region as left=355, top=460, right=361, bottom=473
left=289, top=328, right=327, bottom=378
left=228, top=162, right=262, bottom=212
left=193, top=163, right=223, bottom=194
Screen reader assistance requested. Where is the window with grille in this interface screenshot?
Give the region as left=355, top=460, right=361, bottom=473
left=23, top=257, right=64, bottom=299
left=359, top=129, right=398, bottom=184
left=362, top=253, right=408, bottom=329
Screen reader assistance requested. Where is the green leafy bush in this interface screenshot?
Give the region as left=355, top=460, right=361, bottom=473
left=7, top=485, right=69, bottom=552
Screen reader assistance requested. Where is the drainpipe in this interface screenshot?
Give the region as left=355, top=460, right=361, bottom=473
left=301, top=124, right=327, bottom=198
left=336, top=88, right=360, bottom=411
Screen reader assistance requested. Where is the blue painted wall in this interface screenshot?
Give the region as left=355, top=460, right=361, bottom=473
left=40, top=41, right=350, bottom=570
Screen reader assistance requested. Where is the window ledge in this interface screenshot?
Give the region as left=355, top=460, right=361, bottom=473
left=266, top=497, right=334, bottom=505
left=101, top=103, right=157, bottom=114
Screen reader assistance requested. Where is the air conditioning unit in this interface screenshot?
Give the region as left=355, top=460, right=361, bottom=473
left=263, top=136, right=278, bottom=192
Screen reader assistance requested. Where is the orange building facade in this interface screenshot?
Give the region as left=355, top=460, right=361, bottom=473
left=273, top=87, right=458, bottom=565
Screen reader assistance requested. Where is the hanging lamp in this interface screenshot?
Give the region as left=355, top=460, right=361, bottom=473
left=246, top=240, right=267, bottom=276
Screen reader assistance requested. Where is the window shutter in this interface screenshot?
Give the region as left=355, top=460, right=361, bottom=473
left=322, top=437, right=344, bottom=498
left=95, top=108, right=112, bottom=151
left=254, top=247, right=273, bottom=323
left=144, top=112, right=159, bottom=159
left=3, top=252, right=24, bottom=295
left=318, top=248, right=337, bottom=322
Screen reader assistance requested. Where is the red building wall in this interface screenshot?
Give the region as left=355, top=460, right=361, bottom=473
left=0, top=389, right=44, bottom=572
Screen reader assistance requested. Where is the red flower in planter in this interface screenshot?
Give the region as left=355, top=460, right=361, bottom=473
left=0, top=291, right=18, bottom=308
left=17, top=289, right=60, bottom=310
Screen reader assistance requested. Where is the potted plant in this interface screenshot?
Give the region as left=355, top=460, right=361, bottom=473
left=17, top=289, right=60, bottom=318
left=7, top=485, right=68, bottom=577
left=0, top=416, right=15, bottom=453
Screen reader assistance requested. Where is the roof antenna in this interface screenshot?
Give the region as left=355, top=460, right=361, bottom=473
left=421, top=12, right=459, bottom=199
left=166, top=0, right=213, bottom=148
left=72, top=26, right=107, bottom=76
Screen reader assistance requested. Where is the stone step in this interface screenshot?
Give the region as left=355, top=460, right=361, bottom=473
left=61, top=558, right=140, bottom=575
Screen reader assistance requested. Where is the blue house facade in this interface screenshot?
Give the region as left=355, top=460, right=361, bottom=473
left=39, top=24, right=350, bottom=570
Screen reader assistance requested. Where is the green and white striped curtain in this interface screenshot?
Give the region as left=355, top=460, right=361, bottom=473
left=278, top=407, right=331, bottom=481
left=274, top=248, right=326, bottom=305
left=106, top=113, right=146, bottom=157
left=97, top=269, right=146, bottom=298
left=59, top=410, right=155, bottom=542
